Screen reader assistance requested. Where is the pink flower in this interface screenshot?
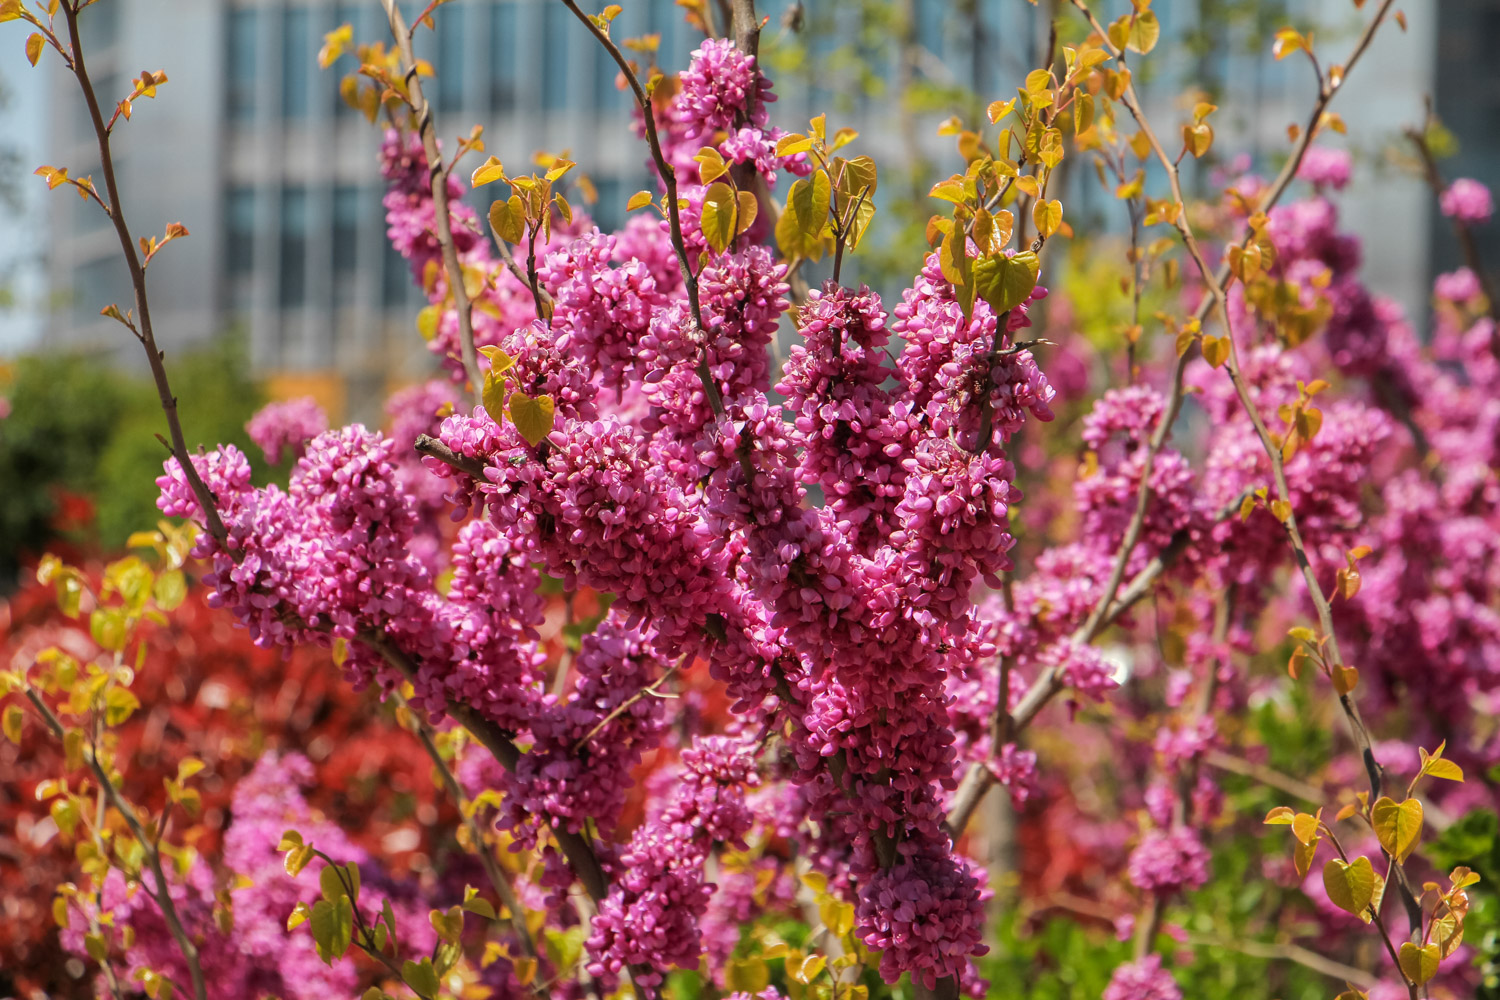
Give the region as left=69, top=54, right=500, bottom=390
left=1104, top=955, right=1182, bottom=1000
left=1440, top=178, right=1494, bottom=224
left=1296, top=146, right=1351, bottom=191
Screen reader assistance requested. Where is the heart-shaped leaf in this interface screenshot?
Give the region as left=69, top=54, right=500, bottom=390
left=1372, top=796, right=1423, bottom=863
left=1323, top=856, right=1377, bottom=918
left=972, top=250, right=1041, bottom=315
left=508, top=392, right=555, bottom=447
left=699, top=182, right=739, bottom=255
left=1398, top=941, right=1440, bottom=986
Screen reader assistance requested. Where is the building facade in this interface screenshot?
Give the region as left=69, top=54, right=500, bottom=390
left=36, top=0, right=1480, bottom=420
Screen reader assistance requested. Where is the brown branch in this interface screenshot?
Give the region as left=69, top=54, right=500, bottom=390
left=59, top=1, right=227, bottom=555
left=1077, top=0, right=1422, bottom=966
left=944, top=0, right=1399, bottom=846
left=379, top=0, right=485, bottom=407
left=415, top=432, right=488, bottom=478
left=24, top=689, right=206, bottom=1000
left=1406, top=121, right=1500, bottom=344
left=573, top=660, right=682, bottom=755
left=1204, top=750, right=1326, bottom=804
left=555, top=0, right=724, bottom=417
left=397, top=693, right=541, bottom=966
left=1182, top=933, right=1379, bottom=990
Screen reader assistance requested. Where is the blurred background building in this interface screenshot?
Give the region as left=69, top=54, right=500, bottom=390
left=2, top=0, right=1495, bottom=419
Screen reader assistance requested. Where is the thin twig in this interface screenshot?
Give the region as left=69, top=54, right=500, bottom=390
left=59, top=1, right=227, bottom=555
left=379, top=0, right=485, bottom=406
left=24, top=690, right=207, bottom=1000
left=397, top=693, right=542, bottom=966
left=555, top=0, right=724, bottom=417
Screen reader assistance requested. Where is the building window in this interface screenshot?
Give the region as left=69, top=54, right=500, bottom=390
left=225, top=187, right=257, bottom=315
left=74, top=256, right=132, bottom=322
left=280, top=187, right=308, bottom=307
left=227, top=9, right=258, bottom=121
left=282, top=6, right=312, bottom=120
left=333, top=185, right=361, bottom=305
left=434, top=1, right=465, bottom=111
left=543, top=2, right=570, bottom=111
left=384, top=239, right=424, bottom=308
left=489, top=3, right=518, bottom=113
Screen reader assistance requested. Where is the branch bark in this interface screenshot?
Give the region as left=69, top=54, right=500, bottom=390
left=379, top=0, right=486, bottom=406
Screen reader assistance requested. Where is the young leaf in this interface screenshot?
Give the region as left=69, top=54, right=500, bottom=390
left=626, top=189, right=654, bottom=211
left=699, top=182, right=739, bottom=255
left=735, top=190, right=759, bottom=235
left=1397, top=942, right=1440, bottom=986
left=470, top=156, right=506, bottom=188
left=489, top=196, right=525, bottom=244
left=693, top=146, right=728, bottom=184
left=1322, top=856, right=1377, bottom=918
left=971, top=250, right=1041, bottom=315
left=1371, top=796, right=1423, bottom=863
left=402, top=958, right=441, bottom=998
left=508, top=392, right=556, bottom=447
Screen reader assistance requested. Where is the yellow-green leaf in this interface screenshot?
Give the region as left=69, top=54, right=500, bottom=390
left=1423, top=758, right=1465, bottom=783
left=1201, top=334, right=1230, bottom=368
left=470, top=156, right=506, bottom=188
left=25, top=32, right=43, bottom=67
left=626, top=189, right=654, bottom=211
left=489, top=195, right=525, bottom=245
left=735, top=190, right=758, bottom=235
left=694, top=146, right=728, bottom=184
left=1322, top=856, right=1377, bottom=918
left=429, top=905, right=464, bottom=943
left=1127, top=11, right=1160, bottom=54
left=1371, top=796, right=1423, bottom=863
left=1291, top=812, right=1319, bottom=846
left=479, top=344, right=514, bottom=374
left=1293, top=836, right=1319, bottom=878
left=699, top=181, right=739, bottom=255
left=402, top=958, right=441, bottom=997
left=776, top=133, right=813, bottom=157
left=508, top=392, right=555, bottom=447
left=3, top=704, right=23, bottom=744
left=972, top=250, right=1041, bottom=315
left=1398, top=941, right=1440, bottom=986
left=1032, top=198, right=1063, bottom=239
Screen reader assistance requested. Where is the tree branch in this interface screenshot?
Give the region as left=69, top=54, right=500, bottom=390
left=379, top=0, right=485, bottom=406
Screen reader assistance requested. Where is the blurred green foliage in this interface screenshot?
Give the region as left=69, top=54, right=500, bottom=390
left=0, top=335, right=260, bottom=588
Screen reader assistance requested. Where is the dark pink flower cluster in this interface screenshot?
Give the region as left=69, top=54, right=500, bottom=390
left=246, top=396, right=329, bottom=465
left=585, top=736, right=759, bottom=988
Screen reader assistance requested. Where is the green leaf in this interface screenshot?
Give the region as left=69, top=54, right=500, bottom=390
left=462, top=896, right=497, bottom=920
left=507, top=392, right=555, bottom=447
left=429, top=905, right=464, bottom=943
left=89, top=608, right=128, bottom=653
left=3, top=704, right=23, bottom=744
left=1322, top=856, right=1377, bottom=918
left=310, top=899, right=342, bottom=964
left=1126, top=10, right=1160, bottom=53
left=103, top=687, right=140, bottom=726
left=287, top=900, right=311, bottom=931
left=1372, top=796, right=1423, bottom=863
left=777, top=172, right=831, bottom=260
left=543, top=925, right=586, bottom=978
left=401, top=958, right=441, bottom=997
left=489, top=195, right=525, bottom=244
left=319, top=863, right=347, bottom=903
left=972, top=250, right=1041, bottom=315
left=1398, top=941, right=1440, bottom=986
left=699, top=181, right=739, bottom=255
left=151, top=568, right=186, bottom=611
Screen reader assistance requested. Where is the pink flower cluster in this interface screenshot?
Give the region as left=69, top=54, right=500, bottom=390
left=246, top=396, right=328, bottom=465
left=585, top=737, right=759, bottom=988
left=1440, top=177, right=1494, bottom=224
